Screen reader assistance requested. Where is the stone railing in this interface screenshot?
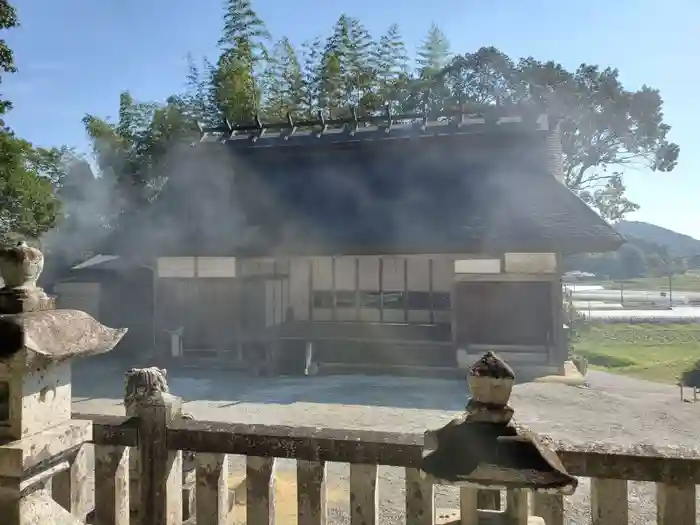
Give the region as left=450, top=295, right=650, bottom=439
left=0, top=243, right=695, bottom=524
left=54, top=403, right=698, bottom=525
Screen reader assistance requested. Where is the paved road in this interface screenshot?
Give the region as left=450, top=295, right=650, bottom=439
left=72, top=358, right=700, bottom=525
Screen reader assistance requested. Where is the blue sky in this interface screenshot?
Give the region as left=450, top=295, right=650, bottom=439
left=4, top=0, right=699, bottom=237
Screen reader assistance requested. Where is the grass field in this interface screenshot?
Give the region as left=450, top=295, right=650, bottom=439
left=574, top=323, right=700, bottom=383
left=593, top=271, right=700, bottom=292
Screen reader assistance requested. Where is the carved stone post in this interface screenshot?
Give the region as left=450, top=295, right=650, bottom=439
left=421, top=351, right=577, bottom=525
left=0, top=242, right=127, bottom=525
left=125, top=367, right=197, bottom=522
left=126, top=367, right=186, bottom=525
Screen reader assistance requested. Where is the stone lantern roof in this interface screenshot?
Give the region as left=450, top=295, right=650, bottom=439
left=422, top=351, right=577, bottom=494
left=0, top=241, right=127, bottom=364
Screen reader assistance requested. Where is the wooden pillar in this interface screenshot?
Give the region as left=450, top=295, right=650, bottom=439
left=551, top=254, right=566, bottom=371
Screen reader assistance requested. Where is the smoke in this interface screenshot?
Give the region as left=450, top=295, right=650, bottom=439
left=39, top=110, right=551, bottom=279
left=38, top=152, right=118, bottom=281
left=38, top=110, right=568, bottom=373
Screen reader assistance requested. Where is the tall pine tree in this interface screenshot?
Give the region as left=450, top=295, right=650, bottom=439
left=296, top=37, right=324, bottom=118
left=416, top=24, right=451, bottom=76
left=373, top=24, right=409, bottom=110
left=181, top=54, right=219, bottom=125
left=319, top=15, right=376, bottom=116
left=260, top=38, right=303, bottom=119
left=214, top=0, right=270, bottom=122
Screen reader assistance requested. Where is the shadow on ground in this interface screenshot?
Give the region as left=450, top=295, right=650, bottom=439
left=73, top=353, right=470, bottom=411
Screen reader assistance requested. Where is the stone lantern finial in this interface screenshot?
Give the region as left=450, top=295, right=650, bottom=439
left=421, top=351, right=577, bottom=495
left=466, top=350, right=515, bottom=424
left=0, top=241, right=53, bottom=313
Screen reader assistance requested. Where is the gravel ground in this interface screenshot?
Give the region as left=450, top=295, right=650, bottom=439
left=73, top=358, right=700, bottom=525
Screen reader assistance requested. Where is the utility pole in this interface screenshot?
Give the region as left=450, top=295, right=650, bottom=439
left=620, top=282, right=624, bottom=307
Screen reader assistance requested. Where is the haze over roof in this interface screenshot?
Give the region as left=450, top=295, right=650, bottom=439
left=104, top=119, right=624, bottom=259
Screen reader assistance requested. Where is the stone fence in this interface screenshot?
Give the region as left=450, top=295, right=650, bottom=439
left=51, top=388, right=700, bottom=525
left=0, top=242, right=698, bottom=525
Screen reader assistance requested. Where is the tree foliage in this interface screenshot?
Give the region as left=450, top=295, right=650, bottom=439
left=83, top=92, right=194, bottom=213
left=437, top=48, right=679, bottom=218
left=0, top=1, right=63, bottom=244
left=84, top=0, right=679, bottom=224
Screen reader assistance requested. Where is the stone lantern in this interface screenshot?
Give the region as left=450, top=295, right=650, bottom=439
left=421, top=351, right=577, bottom=525
left=0, top=241, right=127, bottom=524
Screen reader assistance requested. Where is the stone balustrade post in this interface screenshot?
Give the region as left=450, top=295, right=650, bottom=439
left=126, top=367, right=184, bottom=525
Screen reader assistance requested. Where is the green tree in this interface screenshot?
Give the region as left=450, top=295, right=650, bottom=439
left=0, top=0, right=17, bottom=117
left=181, top=54, right=219, bottom=125
left=438, top=47, right=679, bottom=219
left=373, top=24, right=409, bottom=109
left=0, top=0, right=61, bottom=243
left=342, top=17, right=375, bottom=112
left=318, top=15, right=377, bottom=116
left=164, top=11, right=679, bottom=224
left=297, top=37, right=324, bottom=117
left=416, top=24, right=451, bottom=76
left=260, top=37, right=303, bottom=119
left=83, top=92, right=194, bottom=212
left=616, top=244, right=648, bottom=278
left=0, top=132, right=60, bottom=242
left=214, top=0, right=270, bottom=122
left=318, top=51, right=343, bottom=116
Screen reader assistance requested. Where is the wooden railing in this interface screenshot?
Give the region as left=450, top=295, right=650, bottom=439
left=50, top=412, right=700, bottom=525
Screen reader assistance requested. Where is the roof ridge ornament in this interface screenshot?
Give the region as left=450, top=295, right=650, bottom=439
left=196, top=106, right=550, bottom=146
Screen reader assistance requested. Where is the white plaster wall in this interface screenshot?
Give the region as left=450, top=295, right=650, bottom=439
left=454, top=258, right=501, bottom=274
left=312, top=257, right=333, bottom=291
left=197, top=257, right=237, bottom=278
left=274, top=259, right=291, bottom=275
left=406, top=256, right=430, bottom=291
left=239, top=258, right=276, bottom=276
left=157, top=257, right=195, bottom=277
left=334, top=257, right=355, bottom=289
left=504, top=253, right=557, bottom=274
left=382, top=257, right=404, bottom=291
left=432, top=256, right=455, bottom=292
left=358, top=256, right=380, bottom=290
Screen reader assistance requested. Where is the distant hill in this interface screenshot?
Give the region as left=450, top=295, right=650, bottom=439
left=616, top=221, right=700, bottom=257
left=564, top=221, right=700, bottom=278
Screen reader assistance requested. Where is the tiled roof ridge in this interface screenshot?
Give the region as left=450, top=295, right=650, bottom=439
left=198, top=108, right=554, bottom=148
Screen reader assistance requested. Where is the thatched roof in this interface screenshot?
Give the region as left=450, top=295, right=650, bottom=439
left=104, top=117, right=623, bottom=259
